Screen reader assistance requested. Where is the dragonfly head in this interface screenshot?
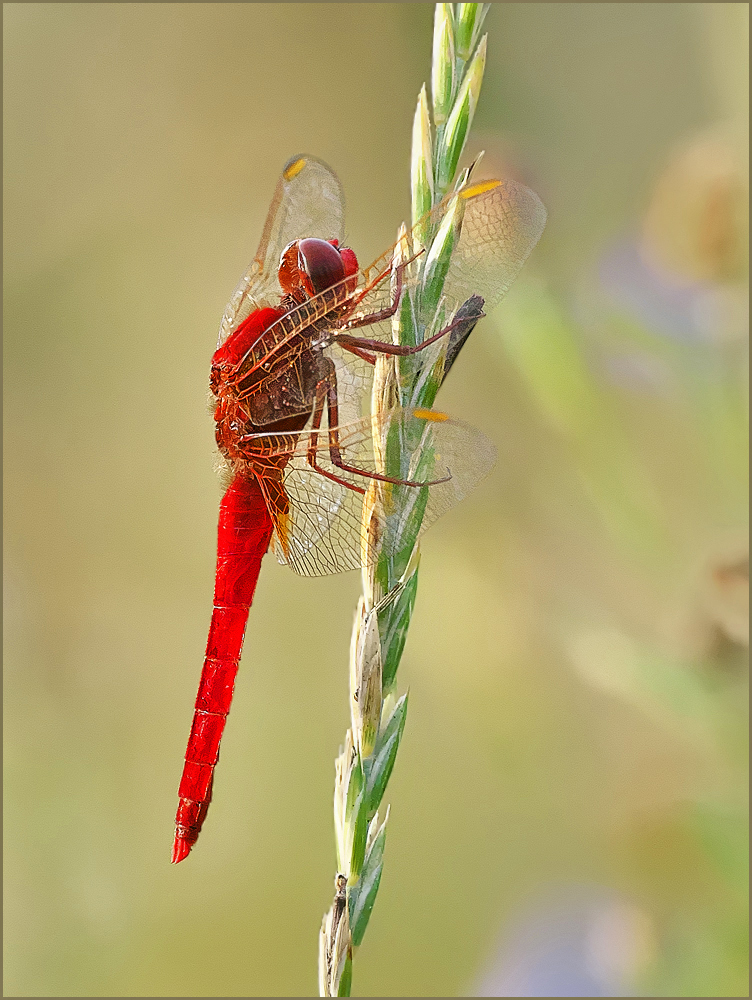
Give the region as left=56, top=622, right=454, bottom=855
left=278, top=238, right=359, bottom=300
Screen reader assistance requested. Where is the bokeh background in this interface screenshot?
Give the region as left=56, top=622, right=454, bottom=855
left=4, top=4, right=748, bottom=997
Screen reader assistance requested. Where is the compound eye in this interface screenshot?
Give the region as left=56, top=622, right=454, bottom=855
left=298, top=238, right=346, bottom=296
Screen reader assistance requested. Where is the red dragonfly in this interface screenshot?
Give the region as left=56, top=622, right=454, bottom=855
left=172, top=155, right=546, bottom=864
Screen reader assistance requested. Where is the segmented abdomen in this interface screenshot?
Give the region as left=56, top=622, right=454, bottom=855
left=172, top=473, right=274, bottom=863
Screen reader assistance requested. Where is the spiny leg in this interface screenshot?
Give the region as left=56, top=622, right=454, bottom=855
left=333, top=305, right=485, bottom=359
left=320, top=370, right=451, bottom=489
left=306, top=367, right=367, bottom=496
left=335, top=254, right=406, bottom=331
left=335, top=342, right=377, bottom=365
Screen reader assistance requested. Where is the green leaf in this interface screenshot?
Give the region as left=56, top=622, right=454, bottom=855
left=345, top=755, right=368, bottom=881
left=455, top=3, right=489, bottom=60
left=411, top=86, right=434, bottom=234
left=349, top=818, right=388, bottom=947
left=421, top=196, right=462, bottom=321
left=431, top=4, right=455, bottom=125
left=337, top=954, right=352, bottom=997
left=379, top=571, right=419, bottom=691
left=364, top=694, right=409, bottom=814
left=438, top=103, right=470, bottom=193
left=392, top=486, right=429, bottom=582
left=436, top=34, right=486, bottom=193
left=396, top=286, right=421, bottom=399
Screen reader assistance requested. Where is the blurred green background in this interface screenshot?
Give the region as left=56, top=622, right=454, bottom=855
left=4, top=4, right=748, bottom=997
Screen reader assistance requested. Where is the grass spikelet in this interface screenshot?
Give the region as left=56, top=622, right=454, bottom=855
left=319, top=5, right=489, bottom=994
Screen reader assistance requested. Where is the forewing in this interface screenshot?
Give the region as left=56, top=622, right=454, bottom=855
left=245, top=409, right=497, bottom=577
left=284, top=176, right=547, bottom=369
left=334, top=176, right=547, bottom=334
left=217, top=155, right=346, bottom=347
left=221, top=172, right=545, bottom=429
left=445, top=177, right=547, bottom=311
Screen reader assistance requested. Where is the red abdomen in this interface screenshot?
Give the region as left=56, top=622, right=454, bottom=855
left=172, top=473, right=274, bottom=863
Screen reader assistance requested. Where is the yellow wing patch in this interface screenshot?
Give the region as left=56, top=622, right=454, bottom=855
left=461, top=179, right=502, bottom=200
left=282, top=157, right=307, bottom=181
left=412, top=408, right=449, bottom=422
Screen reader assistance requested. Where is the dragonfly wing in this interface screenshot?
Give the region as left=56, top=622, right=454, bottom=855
left=270, top=459, right=364, bottom=577
left=368, top=409, right=498, bottom=555
left=444, top=177, right=547, bottom=312
left=317, top=176, right=547, bottom=359
left=218, top=155, right=346, bottom=347
left=247, top=409, right=497, bottom=578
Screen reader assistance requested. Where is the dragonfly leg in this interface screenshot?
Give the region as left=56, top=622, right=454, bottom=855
left=305, top=370, right=367, bottom=496
left=321, top=374, right=451, bottom=489
left=336, top=255, right=406, bottom=330
left=337, top=342, right=377, bottom=365
left=333, top=304, right=485, bottom=359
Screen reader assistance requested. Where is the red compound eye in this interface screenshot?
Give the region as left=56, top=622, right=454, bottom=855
left=278, top=238, right=360, bottom=298
left=297, top=238, right=347, bottom=296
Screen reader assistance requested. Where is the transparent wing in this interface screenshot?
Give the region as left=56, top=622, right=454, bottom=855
left=244, top=408, right=497, bottom=577
left=320, top=173, right=547, bottom=334
left=217, top=155, right=346, bottom=347
left=233, top=175, right=545, bottom=421
left=443, top=176, right=547, bottom=311
left=220, top=171, right=545, bottom=444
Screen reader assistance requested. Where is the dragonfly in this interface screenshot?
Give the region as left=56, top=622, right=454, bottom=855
left=172, top=154, right=546, bottom=864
